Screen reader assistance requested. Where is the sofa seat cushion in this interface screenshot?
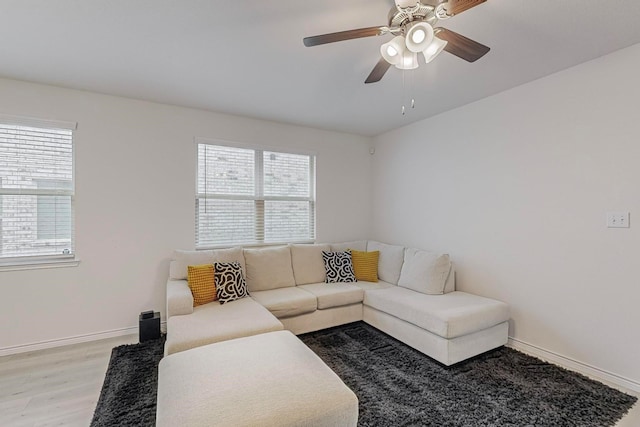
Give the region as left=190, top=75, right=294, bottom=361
left=363, top=288, right=509, bottom=339
left=157, top=331, right=359, bottom=427
left=165, top=297, right=284, bottom=355
left=352, top=280, right=394, bottom=292
left=251, top=287, right=317, bottom=318
left=298, top=283, right=364, bottom=309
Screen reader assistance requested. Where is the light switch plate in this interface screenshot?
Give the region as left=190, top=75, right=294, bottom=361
left=606, top=211, right=630, bottom=228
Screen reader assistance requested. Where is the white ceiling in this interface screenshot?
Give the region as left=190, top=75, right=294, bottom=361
left=1, top=1, right=640, bottom=136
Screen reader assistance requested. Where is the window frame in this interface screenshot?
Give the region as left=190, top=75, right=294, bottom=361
left=0, top=114, right=79, bottom=271
left=195, top=138, right=316, bottom=249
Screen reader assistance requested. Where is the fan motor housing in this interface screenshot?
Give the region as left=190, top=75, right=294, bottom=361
left=388, top=3, right=438, bottom=31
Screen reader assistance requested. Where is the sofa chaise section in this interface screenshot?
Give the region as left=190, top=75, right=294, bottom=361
left=363, top=288, right=509, bottom=365
left=165, top=248, right=285, bottom=355
left=165, top=295, right=284, bottom=356
left=360, top=241, right=509, bottom=366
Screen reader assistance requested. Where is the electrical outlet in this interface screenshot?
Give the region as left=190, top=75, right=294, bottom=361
left=606, top=211, right=630, bottom=228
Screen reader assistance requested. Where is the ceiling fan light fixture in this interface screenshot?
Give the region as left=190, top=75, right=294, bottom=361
left=380, top=35, right=406, bottom=65
left=422, top=37, right=448, bottom=63
left=405, top=21, right=434, bottom=53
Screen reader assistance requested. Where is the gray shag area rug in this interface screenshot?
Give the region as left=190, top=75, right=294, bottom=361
left=299, top=322, right=637, bottom=427
left=91, top=324, right=636, bottom=426
left=91, top=335, right=165, bottom=427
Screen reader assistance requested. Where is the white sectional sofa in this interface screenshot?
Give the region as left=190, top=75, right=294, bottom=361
left=165, top=240, right=510, bottom=366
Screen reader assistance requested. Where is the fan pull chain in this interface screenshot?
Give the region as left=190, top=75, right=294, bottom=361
left=410, top=68, right=415, bottom=110
left=401, top=70, right=416, bottom=115
left=401, top=69, right=406, bottom=115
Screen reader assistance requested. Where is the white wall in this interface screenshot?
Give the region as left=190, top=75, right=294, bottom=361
left=0, top=78, right=372, bottom=351
left=371, top=43, right=640, bottom=386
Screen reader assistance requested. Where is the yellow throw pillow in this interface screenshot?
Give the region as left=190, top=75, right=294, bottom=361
left=187, top=264, right=216, bottom=306
left=350, top=250, right=379, bottom=282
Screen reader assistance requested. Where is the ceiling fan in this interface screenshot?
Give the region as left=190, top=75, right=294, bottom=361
left=303, top=0, right=490, bottom=84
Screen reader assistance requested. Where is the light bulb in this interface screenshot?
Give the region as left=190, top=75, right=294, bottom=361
left=405, top=21, right=434, bottom=53
left=412, top=29, right=426, bottom=44
left=381, top=35, right=406, bottom=65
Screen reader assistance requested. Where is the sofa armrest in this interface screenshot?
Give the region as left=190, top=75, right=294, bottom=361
left=167, top=279, right=194, bottom=318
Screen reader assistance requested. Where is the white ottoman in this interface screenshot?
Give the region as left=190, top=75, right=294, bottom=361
left=156, top=330, right=358, bottom=427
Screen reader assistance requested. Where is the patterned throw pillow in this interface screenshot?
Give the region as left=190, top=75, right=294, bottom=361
left=214, top=262, right=249, bottom=304
left=187, top=264, right=216, bottom=306
left=322, top=251, right=357, bottom=283
left=350, top=249, right=379, bottom=282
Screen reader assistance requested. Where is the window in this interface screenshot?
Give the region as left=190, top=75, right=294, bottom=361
left=196, top=141, right=315, bottom=247
left=0, top=115, right=76, bottom=267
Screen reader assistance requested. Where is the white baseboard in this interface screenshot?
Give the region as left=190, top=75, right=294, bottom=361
left=508, top=336, right=640, bottom=394
left=0, top=321, right=167, bottom=357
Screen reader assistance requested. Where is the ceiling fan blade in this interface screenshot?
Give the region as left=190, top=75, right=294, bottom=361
left=436, top=28, right=490, bottom=62
left=303, top=26, right=384, bottom=47
left=443, top=0, right=486, bottom=16
left=365, top=58, right=392, bottom=84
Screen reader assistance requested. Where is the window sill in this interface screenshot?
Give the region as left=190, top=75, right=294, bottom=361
left=0, top=258, right=81, bottom=272
left=198, top=240, right=316, bottom=250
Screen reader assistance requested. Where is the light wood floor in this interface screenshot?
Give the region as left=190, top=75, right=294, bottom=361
left=0, top=335, right=638, bottom=427
left=0, top=335, right=137, bottom=427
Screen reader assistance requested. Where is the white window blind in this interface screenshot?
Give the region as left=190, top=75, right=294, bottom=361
left=196, top=142, right=315, bottom=247
left=0, top=117, right=75, bottom=265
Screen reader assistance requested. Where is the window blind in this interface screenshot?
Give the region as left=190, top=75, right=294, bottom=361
left=196, top=142, right=315, bottom=247
left=0, top=119, right=75, bottom=262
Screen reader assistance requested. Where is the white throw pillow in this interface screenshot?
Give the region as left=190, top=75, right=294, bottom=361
left=244, top=246, right=296, bottom=292
left=290, top=244, right=330, bottom=285
left=366, top=241, right=405, bottom=285
left=397, top=248, right=452, bottom=295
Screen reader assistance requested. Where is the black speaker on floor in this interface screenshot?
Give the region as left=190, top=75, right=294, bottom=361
left=139, top=311, right=160, bottom=342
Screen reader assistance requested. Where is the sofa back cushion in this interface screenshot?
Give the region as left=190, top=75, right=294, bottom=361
left=330, top=240, right=367, bottom=252
left=244, top=246, right=296, bottom=292
left=171, top=250, right=215, bottom=280
left=211, top=247, right=247, bottom=275
left=366, top=241, right=405, bottom=285
left=170, top=247, right=246, bottom=280
left=397, top=248, right=452, bottom=295
left=290, top=244, right=330, bottom=285
left=444, top=264, right=456, bottom=294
